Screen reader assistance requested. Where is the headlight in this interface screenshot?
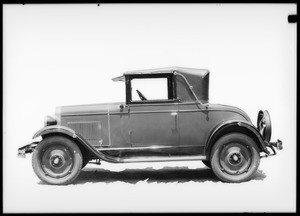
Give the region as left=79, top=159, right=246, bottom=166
left=44, top=115, right=57, bottom=127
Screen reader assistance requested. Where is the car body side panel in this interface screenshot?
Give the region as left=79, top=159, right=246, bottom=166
left=178, top=103, right=248, bottom=148
left=57, top=102, right=253, bottom=151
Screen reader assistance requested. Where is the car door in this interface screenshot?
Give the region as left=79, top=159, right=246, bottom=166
left=175, top=74, right=206, bottom=155
left=125, top=74, right=179, bottom=147
left=128, top=102, right=179, bottom=147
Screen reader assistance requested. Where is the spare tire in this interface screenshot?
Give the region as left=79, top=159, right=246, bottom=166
left=257, top=110, right=272, bottom=142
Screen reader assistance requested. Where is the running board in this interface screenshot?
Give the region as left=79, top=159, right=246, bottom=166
left=119, top=155, right=207, bottom=163
left=95, top=147, right=206, bottom=163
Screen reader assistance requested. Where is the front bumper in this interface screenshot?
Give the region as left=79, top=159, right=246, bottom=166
left=261, top=139, right=283, bottom=158
left=17, top=142, right=39, bottom=158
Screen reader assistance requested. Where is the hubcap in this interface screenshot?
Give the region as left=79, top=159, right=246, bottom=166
left=41, top=145, right=74, bottom=178
left=219, top=143, right=251, bottom=175
left=50, top=154, right=64, bottom=168
left=229, top=153, right=241, bottom=165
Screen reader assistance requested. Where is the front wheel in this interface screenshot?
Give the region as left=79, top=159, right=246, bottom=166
left=210, top=133, right=260, bottom=183
left=32, top=136, right=83, bottom=185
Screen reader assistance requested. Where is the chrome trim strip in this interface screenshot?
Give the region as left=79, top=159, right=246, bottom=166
left=61, top=112, right=107, bottom=116
left=178, top=109, right=201, bottom=113
left=61, top=109, right=178, bottom=116
left=62, top=111, right=177, bottom=116
left=178, top=108, right=245, bottom=113
left=95, top=145, right=196, bottom=151
left=123, top=110, right=178, bottom=114
left=128, top=101, right=179, bottom=107
left=61, top=109, right=237, bottom=116
left=177, top=109, right=250, bottom=121
left=61, top=108, right=247, bottom=119
left=122, top=155, right=206, bottom=163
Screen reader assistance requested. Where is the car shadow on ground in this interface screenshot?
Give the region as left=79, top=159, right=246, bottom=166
left=72, top=166, right=266, bottom=184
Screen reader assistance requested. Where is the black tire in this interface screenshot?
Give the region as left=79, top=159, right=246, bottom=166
left=210, top=133, right=260, bottom=183
left=257, top=110, right=272, bottom=142
left=202, top=160, right=211, bottom=168
left=32, top=136, right=83, bottom=185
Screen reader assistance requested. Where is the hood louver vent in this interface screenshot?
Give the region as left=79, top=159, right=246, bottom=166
left=68, top=121, right=101, bottom=141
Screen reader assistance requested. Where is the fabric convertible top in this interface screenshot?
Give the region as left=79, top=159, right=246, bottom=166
left=112, top=67, right=209, bottom=81
left=112, top=67, right=210, bottom=103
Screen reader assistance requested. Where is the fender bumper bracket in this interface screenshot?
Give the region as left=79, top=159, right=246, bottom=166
left=260, top=139, right=282, bottom=158
left=17, top=142, right=39, bottom=158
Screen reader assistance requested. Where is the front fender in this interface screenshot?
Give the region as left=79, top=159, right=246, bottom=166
left=205, top=120, right=269, bottom=157
left=32, top=125, right=101, bottom=159
left=32, top=125, right=120, bottom=162
left=33, top=125, right=77, bottom=139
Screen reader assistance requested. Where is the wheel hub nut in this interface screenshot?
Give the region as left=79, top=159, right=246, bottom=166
left=233, top=154, right=238, bottom=161
left=54, top=158, right=59, bottom=164
left=230, top=153, right=241, bottom=164
left=51, top=155, right=63, bottom=167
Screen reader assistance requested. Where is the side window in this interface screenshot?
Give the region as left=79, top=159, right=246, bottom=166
left=131, top=77, right=169, bottom=102
left=126, top=74, right=175, bottom=103
left=176, top=75, right=194, bottom=102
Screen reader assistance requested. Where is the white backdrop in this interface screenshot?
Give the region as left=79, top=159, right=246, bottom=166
left=3, top=4, right=296, bottom=212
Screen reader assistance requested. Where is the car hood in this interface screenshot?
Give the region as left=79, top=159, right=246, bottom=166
left=206, top=103, right=252, bottom=123
left=55, top=102, right=124, bottom=117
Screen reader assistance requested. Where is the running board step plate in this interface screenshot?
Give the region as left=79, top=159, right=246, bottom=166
left=119, top=155, right=207, bottom=163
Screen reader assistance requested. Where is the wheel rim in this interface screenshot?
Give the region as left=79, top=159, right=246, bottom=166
left=41, top=145, right=74, bottom=178
left=219, top=143, right=252, bottom=175
left=257, top=110, right=271, bottom=142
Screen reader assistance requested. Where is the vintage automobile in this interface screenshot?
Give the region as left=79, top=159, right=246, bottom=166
left=18, top=67, right=282, bottom=185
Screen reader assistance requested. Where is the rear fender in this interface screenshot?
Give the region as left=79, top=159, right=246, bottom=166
left=205, top=120, right=269, bottom=159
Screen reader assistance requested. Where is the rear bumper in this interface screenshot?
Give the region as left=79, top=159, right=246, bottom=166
left=261, top=139, right=283, bottom=158
left=17, top=142, right=39, bottom=158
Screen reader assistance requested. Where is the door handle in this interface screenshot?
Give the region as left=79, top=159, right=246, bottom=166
left=171, top=112, right=178, bottom=134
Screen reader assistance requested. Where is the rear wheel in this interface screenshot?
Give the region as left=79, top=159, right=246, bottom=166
left=32, top=136, right=83, bottom=185
left=210, top=133, right=260, bottom=183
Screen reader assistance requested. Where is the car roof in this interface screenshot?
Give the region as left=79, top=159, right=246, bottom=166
left=112, top=67, right=209, bottom=81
